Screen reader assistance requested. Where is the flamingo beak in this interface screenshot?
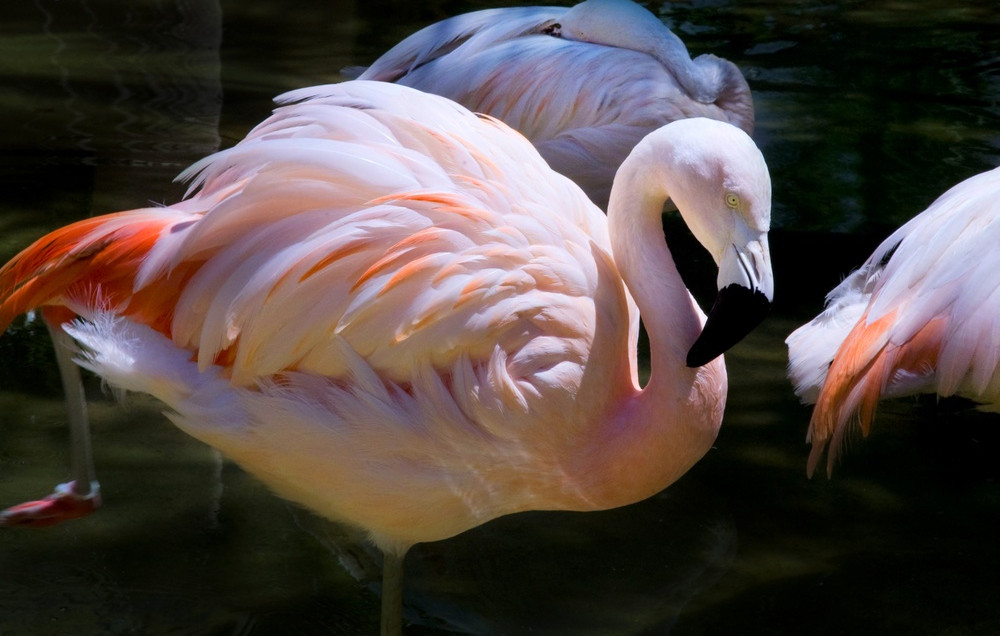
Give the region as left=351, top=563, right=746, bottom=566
left=686, top=233, right=772, bottom=367
left=686, top=284, right=770, bottom=367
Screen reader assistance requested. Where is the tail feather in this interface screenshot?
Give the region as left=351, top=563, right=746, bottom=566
left=807, top=310, right=945, bottom=476
left=0, top=210, right=185, bottom=335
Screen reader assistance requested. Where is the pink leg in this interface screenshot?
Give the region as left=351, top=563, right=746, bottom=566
left=2, top=310, right=101, bottom=529
left=1, top=480, right=101, bottom=528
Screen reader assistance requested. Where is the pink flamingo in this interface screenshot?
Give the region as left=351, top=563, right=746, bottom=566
left=787, top=166, right=1000, bottom=476
left=356, top=0, right=754, bottom=208
left=0, top=81, right=772, bottom=634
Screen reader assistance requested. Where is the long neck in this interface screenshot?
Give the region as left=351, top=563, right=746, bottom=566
left=645, top=27, right=718, bottom=103
left=562, top=0, right=719, bottom=103
left=608, top=145, right=705, bottom=396
left=579, top=145, right=726, bottom=509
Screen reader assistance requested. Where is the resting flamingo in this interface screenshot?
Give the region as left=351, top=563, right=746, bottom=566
left=355, top=0, right=754, bottom=208
left=787, top=166, right=1000, bottom=477
left=0, top=81, right=772, bottom=634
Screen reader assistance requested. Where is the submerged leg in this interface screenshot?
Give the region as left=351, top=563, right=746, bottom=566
left=380, top=548, right=408, bottom=636
left=0, top=313, right=100, bottom=527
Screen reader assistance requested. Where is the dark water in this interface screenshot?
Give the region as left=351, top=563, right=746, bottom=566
left=2, top=1, right=1000, bottom=634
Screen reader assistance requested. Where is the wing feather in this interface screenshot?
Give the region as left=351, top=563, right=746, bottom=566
left=2, top=81, right=629, bottom=422
left=356, top=7, right=565, bottom=82
left=789, top=166, right=1000, bottom=474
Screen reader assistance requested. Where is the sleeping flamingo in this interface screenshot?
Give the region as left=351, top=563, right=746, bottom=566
left=0, top=81, right=772, bottom=634
left=356, top=0, right=754, bottom=208
left=787, top=166, right=1000, bottom=477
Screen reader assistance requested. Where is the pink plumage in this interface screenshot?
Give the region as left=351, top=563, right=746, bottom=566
left=787, top=166, right=1000, bottom=476
left=357, top=0, right=753, bottom=208
left=1, top=80, right=772, bottom=634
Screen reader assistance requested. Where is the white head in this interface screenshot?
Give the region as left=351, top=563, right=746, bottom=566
left=611, top=117, right=773, bottom=365
left=657, top=118, right=771, bottom=286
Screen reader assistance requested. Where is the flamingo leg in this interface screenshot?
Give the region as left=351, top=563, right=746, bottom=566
left=380, top=549, right=407, bottom=636
left=0, top=314, right=100, bottom=527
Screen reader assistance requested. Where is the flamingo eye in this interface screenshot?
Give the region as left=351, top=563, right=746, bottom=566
left=725, top=193, right=740, bottom=209
left=543, top=22, right=562, bottom=37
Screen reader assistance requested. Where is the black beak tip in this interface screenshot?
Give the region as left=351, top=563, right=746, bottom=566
left=686, top=284, right=771, bottom=368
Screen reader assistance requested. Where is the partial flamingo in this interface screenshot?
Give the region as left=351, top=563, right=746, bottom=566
left=787, top=166, right=1000, bottom=477
left=356, top=0, right=754, bottom=208
left=0, top=81, right=772, bottom=634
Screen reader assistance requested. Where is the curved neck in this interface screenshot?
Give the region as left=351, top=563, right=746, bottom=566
left=711, top=56, right=755, bottom=134
left=560, top=0, right=718, bottom=102
left=578, top=143, right=725, bottom=508
left=644, top=26, right=718, bottom=103
left=608, top=187, right=701, bottom=378
left=608, top=152, right=702, bottom=390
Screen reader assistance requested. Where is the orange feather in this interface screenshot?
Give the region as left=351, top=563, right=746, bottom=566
left=0, top=212, right=187, bottom=338
left=808, top=310, right=947, bottom=475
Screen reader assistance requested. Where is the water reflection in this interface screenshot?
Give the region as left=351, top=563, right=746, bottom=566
left=736, top=1, right=1000, bottom=235
left=5, top=0, right=223, bottom=214
left=289, top=478, right=736, bottom=635
left=1, top=0, right=1000, bottom=634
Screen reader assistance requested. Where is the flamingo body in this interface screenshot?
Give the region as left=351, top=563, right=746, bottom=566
left=787, top=166, right=1000, bottom=475
left=1, top=81, right=772, bottom=631
left=358, top=0, right=753, bottom=207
